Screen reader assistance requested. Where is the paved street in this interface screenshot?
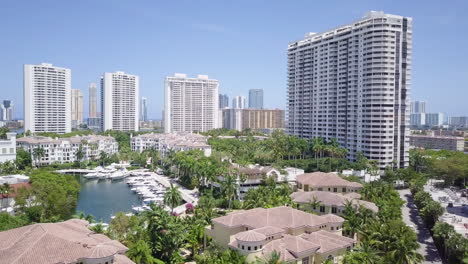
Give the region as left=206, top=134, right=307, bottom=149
left=398, top=189, right=443, bottom=264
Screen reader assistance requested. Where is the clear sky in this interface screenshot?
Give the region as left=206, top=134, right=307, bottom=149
left=1, top=0, right=467, bottom=119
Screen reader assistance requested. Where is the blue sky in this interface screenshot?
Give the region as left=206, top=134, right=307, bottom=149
left=1, top=0, right=467, bottom=119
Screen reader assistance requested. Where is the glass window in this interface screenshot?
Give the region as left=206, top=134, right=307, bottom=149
left=320, top=206, right=325, bottom=213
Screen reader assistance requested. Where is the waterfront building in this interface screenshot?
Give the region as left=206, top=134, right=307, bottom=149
left=296, top=172, right=363, bottom=193
left=71, top=89, right=84, bottom=128
left=141, top=96, right=148, bottom=122
left=409, top=134, right=464, bottom=152
left=88, top=82, right=98, bottom=118
left=0, top=100, right=14, bottom=121
left=164, top=73, right=219, bottom=133
left=287, top=11, right=412, bottom=168
left=101, top=71, right=139, bottom=131
left=219, top=94, right=229, bottom=108
left=248, top=89, right=264, bottom=109
left=205, top=206, right=355, bottom=263
left=425, top=113, right=444, bottom=127
left=232, top=95, right=246, bottom=109
left=17, top=134, right=118, bottom=166
left=131, top=132, right=211, bottom=157
left=291, top=191, right=378, bottom=216
left=0, top=132, right=16, bottom=163
left=0, top=219, right=134, bottom=264
left=24, top=63, right=71, bottom=133
left=222, top=108, right=285, bottom=131
left=410, top=101, right=426, bottom=114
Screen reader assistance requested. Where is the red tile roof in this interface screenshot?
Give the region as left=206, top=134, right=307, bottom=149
left=297, top=172, right=363, bottom=188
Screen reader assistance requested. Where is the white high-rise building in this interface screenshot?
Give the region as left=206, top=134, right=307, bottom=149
left=425, top=113, right=444, bottom=127
left=164, top=73, right=219, bottom=133
left=232, top=96, right=246, bottom=109
left=89, top=83, right=98, bottom=118
left=410, top=101, right=426, bottom=114
left=141, top=97, right=148, bottom=122
left=101, top=71, right=139, bottom=131
left=24, top=63, right=71, bottom=133
left=287, top=11, right=412, bottom=168
left=0, top=100, right=14, bottom=121
left=71, top=89, right=84, bottom=128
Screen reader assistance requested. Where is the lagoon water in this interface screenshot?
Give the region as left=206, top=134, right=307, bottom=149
left=76, top=178, right=140, bottom=223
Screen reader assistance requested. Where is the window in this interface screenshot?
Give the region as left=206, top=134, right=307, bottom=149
left=242, top=245, right=245, bottom=250
left=332, top=207, right=337, bottom=214
left=302, top=256, right=310, bottom=264
left=320, top=206, right=325, bottom=213
left=248, top=246, right=251, bottom=251
left=254, top=246, right=257, bottom=250
left=342, top=188, right=347, bottom=192
left=333, top=187, right=337, bottom=192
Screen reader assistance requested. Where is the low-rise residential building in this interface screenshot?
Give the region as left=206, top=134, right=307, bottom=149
left=409, top=135, right=464, bottom=152
left=205, top=206, right=355, bottom=263
left=291, top=191, right=378, bottom=216
left=0, top=219, right=134, bottom=264
left=0, top=132, right=16, bottom=163
left=130, top=132, right=212, bottom=157
left=296, top=172, right=363, bottom=193
left=17, top=135, right=118, bottom=166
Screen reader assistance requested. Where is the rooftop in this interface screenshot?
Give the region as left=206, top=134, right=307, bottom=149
left=297, top=172, right=363, bottom=188
left=290, top=191, right=378, bottom=213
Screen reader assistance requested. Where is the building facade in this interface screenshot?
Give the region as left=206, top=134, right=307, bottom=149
left=409, top=135, right=464, bottom=152
left=219, top=94, right=229, bottom=108
left=450, top=116, right=468, bottom=128
left=24, top=63, right=71, bottom=133
left=222, top=108, right=285, bottom=131
left=71, top=89, right=84, bottom=128
left=0, top=100, right=14, bottom=121
left=425, top=113, right=444, bottom=127
left=287, top=11, right=412, bottom=168
left=410, top=113, right=426, bottom=127
left=232, top=95, right=246, bottom=109
left=410, top=101, right=426, bottom=114
left=164, top=73, right=219, bottom=133
left=0, top=133, right=16, bottom=163
left=88, top=82, right=98, bottom=118
left=101, top=71, right=139, bottom=131
left=141, top=97, right=148, bottom=122
left=248, top=89, right=264, bottom=109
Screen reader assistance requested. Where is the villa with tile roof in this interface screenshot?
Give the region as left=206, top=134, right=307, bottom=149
left=296, top=172, right=363, bottom=193
left=0, top=219, right=134, bottom=264
left=205, top=206, right=355, bottom=263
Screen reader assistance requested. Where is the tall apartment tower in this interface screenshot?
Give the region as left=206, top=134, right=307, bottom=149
left=24, top=63, right=71, bottom=133
left=71, top=89, right=84, bottom=128
left=248, top=89, right=264, bottom=109
left=232, top=96, right=246, bottom=109
left=410, top=101, right=425, bottom=114
left=101, top=71, right=139, bottom=131
left=88, top=83, right=98, bottom=118
left=164, top=73, right=219, bottom=133
left=0, top=100, right=14, bottom=121
left=219, top=94, right=229, bottom=108
left=141, top=97, right=148, bottom=122
left=287, top=11, right=412, bottom=168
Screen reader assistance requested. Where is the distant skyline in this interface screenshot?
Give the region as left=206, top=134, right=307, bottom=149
left=1, top=0, right=468, bottom=119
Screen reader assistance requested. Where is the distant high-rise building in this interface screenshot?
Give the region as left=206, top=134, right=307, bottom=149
left=410, top=113, right=426, bottom=127
left=0, top=100, right=14, bottom=121
left=101, top=71, right=139, bottom=131
left=88, top=83, right=98, bottom=118
left=24, top=63, right=71, bottom=133
left=164, top=73, right=219, bottom=133
left=141, top=97, right=148, bottom=122
left=222, top=108, right=284, bottom=131
left=410, top=101, right=426, bottom=114
left=71, top=89, right=84, bottom=128
left=287, top=11, right=412, bottom=168
left=425, top=113, right=444, bottom=127
left=232, top=96, right=246, bottom=109
left=450, top=116, right=468, bottom=128
left=248, top=89, right=264, bottom=109
left=219, top=94, right=229, bottom=108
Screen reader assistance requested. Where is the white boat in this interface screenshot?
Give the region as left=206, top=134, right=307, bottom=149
left=109, top=170, right=127, bottom=181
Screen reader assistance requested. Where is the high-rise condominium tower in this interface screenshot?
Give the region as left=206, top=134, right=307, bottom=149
left=101, top=71, right=139, bottom=131
left=232, top=96, right=246, bottom=109
left=164, top=73, right=219, bottom=133
left=248, top=89, right=264, bottom=109
left=0, top=100, right=14, bottom=121
left=71, top=89, right=84, bottom=128
left=287, top=11, right=412, bottom=168
left=24, top=63, right=71, bottom=133
left=410, top=101, right=425, bottom=114
left=219, top=94, right=229, bottom=108
left=89, top=83, right=98, bottom=118
left=141, top=97, right=148, bottom=122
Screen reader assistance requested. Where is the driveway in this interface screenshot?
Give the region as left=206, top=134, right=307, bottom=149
left=398, top=189, right=443, bottom=264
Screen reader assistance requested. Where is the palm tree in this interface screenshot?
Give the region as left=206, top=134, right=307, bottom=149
left=307, top=196, right=322, bottom=213
left=343, top=240, right=382, bottom=264
left=163, top=183, right=182, bottom=214
left=32, top=147, right=45, bottom=167
left=75, top=145, right=85, bottom=168
left=126, top=240, right=159, bottom=264
left=221, top=173, right=238, bottom=209
left=432, top=222, right=455, bottom=261
left=255, top=250, right=286, bottom=264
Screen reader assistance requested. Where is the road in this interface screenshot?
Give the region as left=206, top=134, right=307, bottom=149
left=398, top=189, right=443, bottom=264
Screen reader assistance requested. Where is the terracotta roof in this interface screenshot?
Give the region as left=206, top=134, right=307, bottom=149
left=323, top=214, right=345, bottom=223
left=0, top=182, right=31, bottom=198
left=297, top=172, right=363, bottom=188
left=344, top=192, right=361, bottom=199
left=262, top=235, right=320, bottom=262
left=212, top=206, right=332, bottom=230
left=301, top=230, right=355, bottom=253
left=0, top=219, right=133, bottom=264
left=235, top=230, right=267, bottom=242
left=290, top=191, right=378, bottom=213
left=252, top=226, right=285, bottom=236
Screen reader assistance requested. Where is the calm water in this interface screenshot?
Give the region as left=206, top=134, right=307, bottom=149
left=76, top=178, right=140, bottom=223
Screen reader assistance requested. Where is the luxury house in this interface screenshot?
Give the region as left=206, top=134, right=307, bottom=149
left=296, top=172, right=363, bottom=193
left=205, top=206, right=356, bottom=263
